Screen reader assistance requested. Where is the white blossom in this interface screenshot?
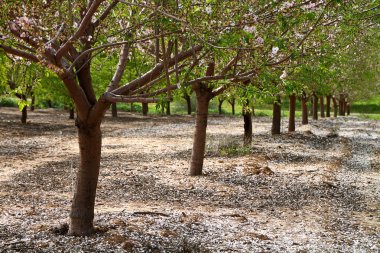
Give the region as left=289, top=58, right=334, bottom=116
left=255, top=37, right=264, bottom=45
left=205, top=6, right=212, bottom=14
left=271, top=47, right=279, bottom=56
left=280, top=70, right=287, bottom=80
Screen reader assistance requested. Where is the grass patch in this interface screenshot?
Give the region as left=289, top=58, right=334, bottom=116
left=0, top=97, right=18, bottom=107
left=355, top=113, right=380, bottom=120
left=206, top=136, right=252, bottom=157
left=219, top=143, right=252, bottom=157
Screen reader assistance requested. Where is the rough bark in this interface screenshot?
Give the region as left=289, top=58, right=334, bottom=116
left=301, top=91, right=308, bottom=125
left=142, top=102, right=148, bottom=116
left=332, top=96, right=338, bottom=118
left=288, top=93, right=296, bottom=132
left=320, top=96, right=325, bottom=118
left=69, top=123, right=102, bottom=236
left=326, top=95, right=331, bottom=117
left=189, top=83, right=213, bottom=176
left=271, top=95, right=281, bottom=135
left=243, top=106, right=252, bottom=146
left=111, top=103, right=117, bottom=117
left=312, top=93, right=318, bottom=120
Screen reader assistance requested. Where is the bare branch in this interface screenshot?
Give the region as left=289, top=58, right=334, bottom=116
left=102, top=92, right=163, bottom=103
left=113, top=45, right=203, bottom=95
left=94, top=0, right=119, bottom=27
left=56, top=0, right=103, bottom=60
left=0, top=44, right=39, bottom=62
left=107, top=44, right=130, bottom=92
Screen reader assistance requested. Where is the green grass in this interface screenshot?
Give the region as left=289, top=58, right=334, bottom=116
left=354, top=113, right=380, bottom=120
left=351, top=95, right=380, bottom=114
left=218, top=143, right=252, bottom=157
left=0, top=97, right=18, bottom=107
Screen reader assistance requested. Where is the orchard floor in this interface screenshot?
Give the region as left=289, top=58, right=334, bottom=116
left=0, top=107, right=379, bottom=253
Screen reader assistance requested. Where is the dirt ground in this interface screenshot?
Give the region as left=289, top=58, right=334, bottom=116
left=0, top=107, right=379, bottom=252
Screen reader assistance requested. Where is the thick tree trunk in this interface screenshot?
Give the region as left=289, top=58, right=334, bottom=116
left=183, top=93, right=192, bottom=115
left=189, top=84, right=212, bottom=176
left=326, top=95, right=331, bottom=117
left=142, top=102, right=148, bottom=116
left=166, top=101, right=171, bottom=115
left=243, top=109, right=252, bottom=146
left=347, top=103, right=350, bottom=115
left=21, top=106, right=27, bottom=124
left=332, top=96, right=338, bottom=118
left=111, top=103, right=117, bottom=117
left=288, top=93, right=296, bottom=132
left=229, top=98, right=235, bottom=115
left=312, top=93, right=318, bottom=120
left=69, top=123, right=102, bottom=236
left=320, top=96, right=325, bottom=118
left=218, top=98, right=224, bottom=115
left=271, top=95, right=281, bottom=135
left=301, top=92, right=308, bottom=125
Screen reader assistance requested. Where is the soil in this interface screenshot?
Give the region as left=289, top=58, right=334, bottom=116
left=0, top=107, right=379, bottom=252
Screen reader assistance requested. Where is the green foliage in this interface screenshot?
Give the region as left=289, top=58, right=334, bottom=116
left=0, top=97, right=18, bottom=107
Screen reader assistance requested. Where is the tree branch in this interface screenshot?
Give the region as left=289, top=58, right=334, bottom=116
left=0, top=44, right=39, bottom=62
left=56, top=0, right=103, bottom=60
left=102, top=92, right=163, bottom=103
left=113, top=45, right=203, bottom=95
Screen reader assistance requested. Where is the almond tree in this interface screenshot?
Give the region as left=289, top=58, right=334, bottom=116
left=0, top=1, right=204, bottom=235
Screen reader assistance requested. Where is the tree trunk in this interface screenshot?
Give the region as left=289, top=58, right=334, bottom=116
left=166, top=101, right=171, bottom=115
left=301, top=91, right=308, bottom=125
left=347, top=103, right=350, bottom=115
left=130, top=103, right=134, bottom=112
left=47, top=99, right=52, bottom=108
left=288, top=93, right=296, bottom=132
left=312, top=93, right=318, bottom=120
left=111, top=103, right=117, bottom=117
left=30, top=94, right=35, bottom=111
left=339, top=94, right=345, bottom=116
left=326, top=95, right=331, bottom=118
left=69, top=108, right=75, bottom=119
left=243, top=107, right=252, bottom=146
left=189, top=83, right=212, bottom=176
left=21, top=105, right=27, bottom=124
left=332, top=96, right=338, bottom=117
left=271, top=95, right=281, bottom=135
left=218, top=98, right=224, bottom=115
left=343, top=100, right=348, bottom=116
left=69, top=123, right=102, bottom=236
left=183, top=93, right=192, bottom=115
left=142, top=102, right=148, bottom=116
left=229, top=98, right=235, bottom=115
left=320, top=96, right=325, bottom=118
